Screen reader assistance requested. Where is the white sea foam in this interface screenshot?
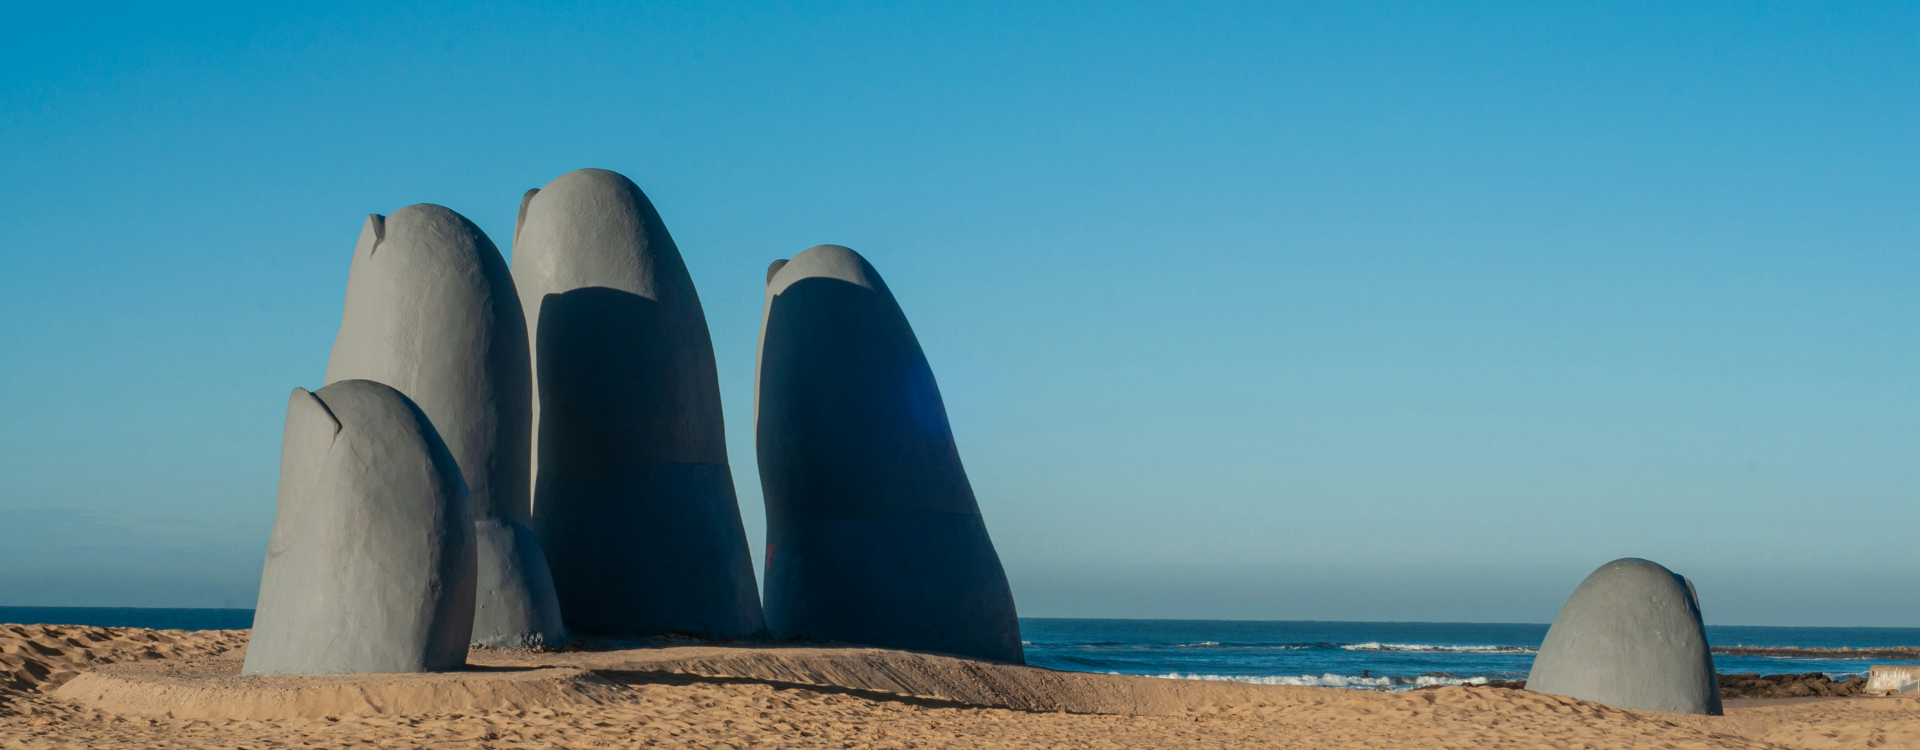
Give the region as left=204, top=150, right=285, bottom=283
left=1340, top=642, right=1535, bottom=654
left=1154, top=672, right=1491, bottom=690
left=1175, top=641, right=1221, bottom=647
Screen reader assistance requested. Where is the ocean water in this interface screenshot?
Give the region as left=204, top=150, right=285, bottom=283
left=1020, top=618, right=1920, bottom=689
left=6, top=608, right=1917, bottom=690
left=0, top=607, right=254, bottom=631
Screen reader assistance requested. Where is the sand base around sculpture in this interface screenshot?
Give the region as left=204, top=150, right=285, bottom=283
left=53, top=657, right=622, bottom=720
left=52, top=641, right=1304, bottom=720
left=541, top=641, right=1303, bottom=715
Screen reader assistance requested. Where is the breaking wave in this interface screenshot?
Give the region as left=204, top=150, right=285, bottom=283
left=1155, top=672, right=1491, bottom=690
left=1340, top=642, right=1535, bottom=654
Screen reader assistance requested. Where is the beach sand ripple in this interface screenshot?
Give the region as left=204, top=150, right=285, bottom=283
left=0, top=623, right=247, bottom=695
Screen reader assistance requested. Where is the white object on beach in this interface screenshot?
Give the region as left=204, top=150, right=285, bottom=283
left=1864, top=665, right=1920, bottom=695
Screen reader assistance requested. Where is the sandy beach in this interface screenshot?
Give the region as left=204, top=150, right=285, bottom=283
left=0, top=623, right=1915, bottom=749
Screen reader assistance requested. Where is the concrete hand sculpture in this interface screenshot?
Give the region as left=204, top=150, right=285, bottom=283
left=513, top=169, right=764, bottom=637
left=756, top=245, right=1024, bottom=664
left=1527, top=557, right=1723, bottom=715
left=324, top=205, right=566, bottom=648
left=244, top=380, right=477, bottom=674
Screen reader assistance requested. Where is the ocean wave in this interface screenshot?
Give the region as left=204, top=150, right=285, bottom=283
left=1340, top=642, right=1535, bottom=654
left=1054, top=641, right=1315, bottom=651
left=1155, top=672, right=1490, bottom=690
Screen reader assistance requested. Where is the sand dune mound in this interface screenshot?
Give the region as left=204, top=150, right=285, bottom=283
left=0, top=624, right=246, bottom=694
left=3, top=624, right=1319, bottom=720
left=545, top=643, right=1314, bottom=715
left=47, top=640, right=1316, bottom=720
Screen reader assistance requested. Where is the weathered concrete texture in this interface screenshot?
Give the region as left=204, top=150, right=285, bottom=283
left=512, top=169, right=764, bottom=637
left=756, top=245, right=1023, bottom=664
left=1527, top=558, right=1723, bottom=715
left=244, top=380, right=477, bottom=674
left=324, top=206, right=565, bottom=648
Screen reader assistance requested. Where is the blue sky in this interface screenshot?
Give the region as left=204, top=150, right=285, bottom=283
left=1, top=2, right=1914, bottom=625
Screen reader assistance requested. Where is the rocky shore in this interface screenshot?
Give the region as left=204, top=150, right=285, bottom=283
left=1717, top=673, right=1867, bottom=699
left=1474, top=673, right=1868, bottom=699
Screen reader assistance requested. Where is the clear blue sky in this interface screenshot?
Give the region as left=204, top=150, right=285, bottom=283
left=2, top=2, right=1914, bottom=625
